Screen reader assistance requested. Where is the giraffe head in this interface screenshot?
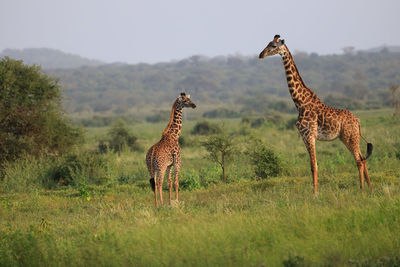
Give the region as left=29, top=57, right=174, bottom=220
left=259, top=34, right=285, bottom=59
left=177, top=92, right=196, bottom=109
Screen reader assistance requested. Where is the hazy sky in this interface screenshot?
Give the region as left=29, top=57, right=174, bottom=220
left=1, top=0, right=399, bottom=64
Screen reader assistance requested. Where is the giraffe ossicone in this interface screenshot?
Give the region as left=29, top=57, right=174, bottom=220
left=259, top=35, right=373, bottom=195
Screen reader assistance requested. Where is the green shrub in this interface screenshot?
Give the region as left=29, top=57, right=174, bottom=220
left=99, top=120, right=140, bottom=154
left=199, top=165, right=221, bottom=187
left=241, top=117, right=267, bottom=128
left=191, top=121, right=221, bottom=135
left=324, top=94, right=365, bottom=110
left=145, top=110, right=169, bottom=123
left=251, top=118, right=265, bottom=128
left=0, top=157, right=56, bottom=192
left=180, top=170, right=201, bottom=191
left=52, top=152, right=115, bottom=186
left=283, top=117, right=298, bottom=130
left=282, top=254, right=306, bottom=267
left=247, top=140, right=282, bottom=179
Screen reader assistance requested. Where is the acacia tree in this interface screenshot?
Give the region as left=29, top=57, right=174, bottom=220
left=201, top=132, right=235, bottom=183
left=0, top=57, right=83, bottom=165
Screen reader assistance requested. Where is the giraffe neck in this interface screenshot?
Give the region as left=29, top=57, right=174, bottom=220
left=162, top=100, right=183, bottom=141
left=280, top=45, right=320, bottom=109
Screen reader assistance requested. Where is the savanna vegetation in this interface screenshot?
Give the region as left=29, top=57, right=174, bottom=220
left=0, top=52, right=400, bottom=266
left=42, top=48, right=400, bottom=120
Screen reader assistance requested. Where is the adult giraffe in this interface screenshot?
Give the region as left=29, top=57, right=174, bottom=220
left=259, top=35, right=373, bottom=195
left=146, top=92, right=196, bottom=207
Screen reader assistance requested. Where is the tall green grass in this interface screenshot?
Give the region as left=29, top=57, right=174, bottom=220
left=0, top=109, right=399, bottom=266
left=0, top=177, right=399, bottom=266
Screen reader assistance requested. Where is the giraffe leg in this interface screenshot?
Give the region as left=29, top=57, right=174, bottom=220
left=153, top=172, right=158, bottom=208
left=166, top=166, right=172, bottom=205
left=363, top=160, right=373, bottom=192
left=340, top=133, right=365, bottom=190
left=356, top=159, right=365, bottom=190
left=158, top=169, right=166, bottom=206
left=174, top=163, right=181, bottom=201
left=302, top=137, right=318, bottom=196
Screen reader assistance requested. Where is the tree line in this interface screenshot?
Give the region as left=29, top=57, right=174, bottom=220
left=43, top=49, right=400, bottom=117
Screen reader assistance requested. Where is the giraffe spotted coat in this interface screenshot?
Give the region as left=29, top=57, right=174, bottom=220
left=146, top=93, right=196, bottom=207
left=259, top=35, right=373, bottom=195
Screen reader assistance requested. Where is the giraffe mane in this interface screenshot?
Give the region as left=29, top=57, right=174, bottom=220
left=162, top=98, right=179, bottom=136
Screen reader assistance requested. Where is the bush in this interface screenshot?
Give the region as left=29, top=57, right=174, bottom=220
left=98, top=120, right=140, bottom=154
left=199, top=165, right=221, bottom=187
left=324, top=94, right=365, bottom=110
left=180, top=170, right=201, bottom=191
left=191, top=121, right=221, bottom=135
left=0, top=156, right=56, bottom=193
left=241, top=117, right=265, bottom=128
left=283, top=254, right=306, bottom=267
left=53, top=152, right=113, bottom=186
left=247, top=140, right=282, bottom=179
left=283, top=117, right=298, bottom=130
left=146, top=110, right=169, bottom=123
left=0, top=57, right=84, bottom=166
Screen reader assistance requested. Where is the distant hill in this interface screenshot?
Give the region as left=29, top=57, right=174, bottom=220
left=0, top=48, right=104, bottom=69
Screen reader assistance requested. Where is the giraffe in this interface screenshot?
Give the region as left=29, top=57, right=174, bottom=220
left=259, top=35, right=373, bottom=195
left=146, top=92, right=196, bottom=207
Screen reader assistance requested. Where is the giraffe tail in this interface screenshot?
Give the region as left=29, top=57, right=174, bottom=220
left=364, top=142, right=373, bottom=160
left=359, top=125, right=373, bottom=160
left=149, top=178, right=155, bottom=192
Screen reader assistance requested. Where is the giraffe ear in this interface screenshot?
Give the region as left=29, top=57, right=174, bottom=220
left=186, top=94, right=190, bottom=98
left=280, top=39, right=285, bottom=45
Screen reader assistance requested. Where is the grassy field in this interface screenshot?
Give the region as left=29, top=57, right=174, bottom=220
left=1, top=109, right=400, bottom=266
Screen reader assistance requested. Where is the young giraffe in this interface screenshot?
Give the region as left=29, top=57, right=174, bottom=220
left=259, top=35, right=373, bottom=195
left=146, top=92, right=196, bottom=207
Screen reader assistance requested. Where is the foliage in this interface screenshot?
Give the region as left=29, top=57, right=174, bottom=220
left=242, top=116, right=285, bottom=129
left=42, top=50, right=400, bottom=117
left=0, top=110, right=400, bottom=265
left=99, top=120, right=140, bottom=154
left=202, top=108, right=241, bottom=118
left=282, top=254, right=306, bottom=267
left=77, top=115, right=140, bottom=127
left=324, top=94, right=365, bottom=110
left=201, top=132, right=236, bottom=183
left=0, top=57, right=84, bottom=166
left=247, top=139, right=283, bottom=179
left=191, top=121, right=221, bottom=135
left=180, top=170, right=201, bottom=191
left=283, top=117, right=298, bottom=130
left=0, top=151, right=123, bottom=192
left=52, top=152, right=113, bottom=186
left=145, top=110, right=169, bottom=123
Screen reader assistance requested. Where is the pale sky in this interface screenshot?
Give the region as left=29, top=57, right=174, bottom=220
left=1, top=0, right=399, bottom=64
